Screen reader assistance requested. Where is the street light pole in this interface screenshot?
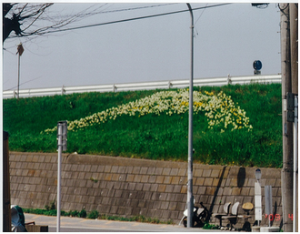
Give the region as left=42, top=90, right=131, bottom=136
left=57, top=124, right=62, bottom=232
left=186, top=3, right=194, bottom=228
left=57, top=121, right=67, bottom=232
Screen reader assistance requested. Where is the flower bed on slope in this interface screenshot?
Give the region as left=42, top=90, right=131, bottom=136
left=42, top=89, right=252, bottom=134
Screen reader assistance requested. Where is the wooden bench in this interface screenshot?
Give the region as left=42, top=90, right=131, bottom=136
left=25, top=222, right=48, bottom=232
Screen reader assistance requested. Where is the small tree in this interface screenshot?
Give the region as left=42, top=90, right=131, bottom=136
left=3, top=3, right=104, bottom=42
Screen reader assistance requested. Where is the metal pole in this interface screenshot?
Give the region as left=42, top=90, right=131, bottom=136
left=17, top=53, right=20, bottom=99
left=293, top=95, right=298, bottom=232
left=57, top=124, right=62, bottom=232
left=186, top=3, right=194, bottom=228
left=254, top=181, right=262, bottom=227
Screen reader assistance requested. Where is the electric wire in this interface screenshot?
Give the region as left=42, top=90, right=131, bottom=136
left=86, top=3, right=179, bottom=15
left=51, top=3, right=178, bottom=19
left=9, top=3, right=231, bottom=38
left=6, top=3, right=177, bottom=39
left=5, top=76, right=43, bottom=91
left=278, top=3, right=289, bottom=17
left=195, top=3, right=208, bottom=25
left=3, top=48, right=15, bottom=55
left=4, top=3, right=230, bottom=89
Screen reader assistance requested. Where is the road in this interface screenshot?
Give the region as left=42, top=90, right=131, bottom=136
left=25, top=213, right=227, bottom=232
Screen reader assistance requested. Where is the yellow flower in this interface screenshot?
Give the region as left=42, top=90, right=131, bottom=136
left=41, top=89, right=252, bottom=134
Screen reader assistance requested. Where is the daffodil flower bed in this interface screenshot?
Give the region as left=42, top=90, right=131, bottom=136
left=42, top=89, right=252, bottom=134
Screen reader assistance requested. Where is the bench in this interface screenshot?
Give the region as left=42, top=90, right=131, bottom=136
left=222, top=201, right=240, bottom=230
left=212, top=202, right=231, bottom=228
left=25, top=223, right=48, bottom=232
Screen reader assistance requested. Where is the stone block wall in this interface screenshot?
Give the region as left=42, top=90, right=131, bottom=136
left=9, top=152, right=282, bottom=228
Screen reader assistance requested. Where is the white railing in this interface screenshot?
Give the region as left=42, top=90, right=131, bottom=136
left=3, top=74, right=281, bottom=99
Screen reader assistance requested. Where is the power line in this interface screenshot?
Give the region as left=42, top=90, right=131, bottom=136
left=48, top=4, right=178, bottom=24
left=5, top=76, right=43, bottom=91
left=90, top=3, right=179, bottom=15
left=3, top=48, right=15, bottom=55
left=195, top=3, right=208, bottom=25
left=11, top=3, right=231, bottom=38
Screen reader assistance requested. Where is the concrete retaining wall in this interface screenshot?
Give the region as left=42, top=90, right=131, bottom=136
left=9, top=152, right=282, bottom=228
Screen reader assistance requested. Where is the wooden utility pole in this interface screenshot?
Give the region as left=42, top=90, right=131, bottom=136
left=16, top=43, right=24, bottom=99
left=3, top=131, right=11, bottom=231
left=279, top=3, right=294, bottom=232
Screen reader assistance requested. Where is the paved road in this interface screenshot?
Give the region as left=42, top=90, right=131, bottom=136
left=25, top=213, right=227, bottom=232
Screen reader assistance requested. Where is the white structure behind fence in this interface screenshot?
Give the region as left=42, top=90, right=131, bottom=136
left=3, top=74, right=281, bottom=99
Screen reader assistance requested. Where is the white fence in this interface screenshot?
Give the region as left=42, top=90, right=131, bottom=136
left=3, top=74, right=281, bottom=99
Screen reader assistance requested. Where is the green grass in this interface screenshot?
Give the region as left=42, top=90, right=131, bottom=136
left=3, top=83, right=282, bottom=168
left=203, top=223, right=220, bottom=229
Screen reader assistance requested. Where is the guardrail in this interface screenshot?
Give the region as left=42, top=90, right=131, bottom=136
left=3, top=74, right=281, bottom=99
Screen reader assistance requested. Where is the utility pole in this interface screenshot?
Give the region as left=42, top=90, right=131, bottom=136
left=3, top=131, right=11, bottom=232
left=16, top=43, right=24, bottom=99
left=290, top=3, right=298, bottom=94
left=279, top=3, right=293, bottom=232
left=186, top=3, right=194, bottom=228
left=289, top=3, right=298, bottom=232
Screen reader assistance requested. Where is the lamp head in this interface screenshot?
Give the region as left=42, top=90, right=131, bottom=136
left=255, top=168, right=261, bottom=181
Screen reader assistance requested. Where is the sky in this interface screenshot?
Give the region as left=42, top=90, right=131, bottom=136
left=2, top=2, right=281, bottom=91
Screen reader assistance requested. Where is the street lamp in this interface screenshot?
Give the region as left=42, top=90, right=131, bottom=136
left=186, top=3, right=194, bottom=228
left=255, top=168, right=261, bottom=182
left=254, top=168, right=262, bottom=227
left=57, top=121, right=67, bottom=232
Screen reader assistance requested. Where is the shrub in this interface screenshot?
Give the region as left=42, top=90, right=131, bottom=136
left=45, top=201, right=55, bottom=211
left=87, top=210, right=99, bottom=219
left=79, top=209, right=87, bottom=218
left=70, top=210, right=79, bottom=217
left=45, top=209, right=57, bottom=216
left=61, top=210, right=70, bottom=216
left=203, top=223, right=219, bottom=229
left=50, top=201, right=56, bottom=210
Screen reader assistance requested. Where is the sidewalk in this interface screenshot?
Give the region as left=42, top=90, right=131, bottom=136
left=25, top=213, right=229, bottom=232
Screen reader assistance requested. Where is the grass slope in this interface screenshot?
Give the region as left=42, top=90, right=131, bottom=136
left=3, top=83, right=282, bottom=168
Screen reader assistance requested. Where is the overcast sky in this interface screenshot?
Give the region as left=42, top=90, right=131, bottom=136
left=2, top=2, right=281, bottom=91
